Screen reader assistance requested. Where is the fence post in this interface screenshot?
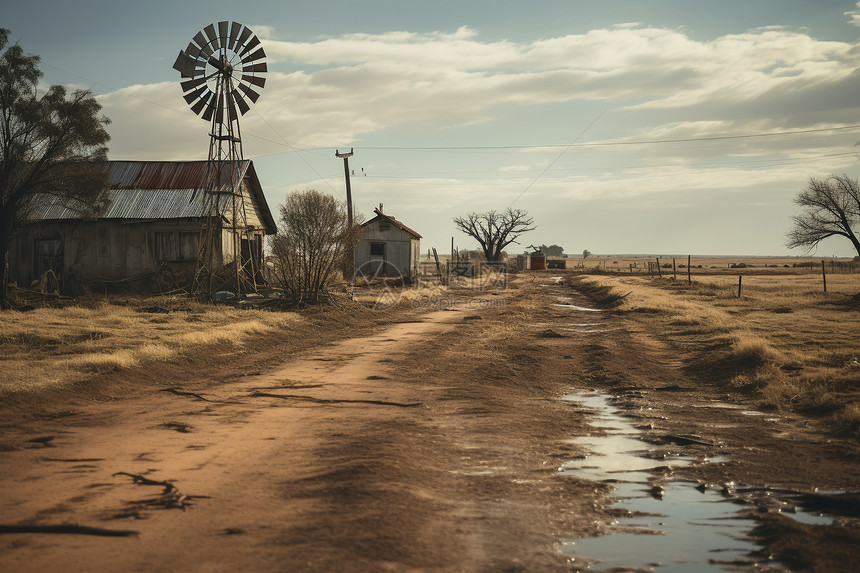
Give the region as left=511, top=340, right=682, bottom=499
left=656, top=257, right=662, bottom=278
left=737, top=275, right=742, bottom=298
left=687, top=255, right=691, bottom=285
left=822, top=260, right=827, bottom=293
left=673, top=257, right=676, bottom=280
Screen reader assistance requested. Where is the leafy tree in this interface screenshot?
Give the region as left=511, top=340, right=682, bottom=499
left=540, top=244, right=564, bottom=257
left=786, top=174, right=860, bottom=256
left=453, top=208, right=536, bottom=262
left=457, top=249, right=485, bottom=262
left=269, top=189, right=361, bottom=304
left=0, top=29, right=110, bottom=308
left=582, top=249, right=592, bottom=259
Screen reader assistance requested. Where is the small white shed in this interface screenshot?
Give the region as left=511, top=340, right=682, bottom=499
left=355, top=207, right=421, bottom=280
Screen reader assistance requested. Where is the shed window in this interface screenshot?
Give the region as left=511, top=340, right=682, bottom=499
left=370, top=242, right=385, bottom=256
left=36, top=239, right=62, bottom=257
left=377, top=220, right=391, bottom=231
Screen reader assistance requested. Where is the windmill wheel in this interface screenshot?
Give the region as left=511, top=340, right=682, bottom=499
left=172, top=21, right=267, bottom=121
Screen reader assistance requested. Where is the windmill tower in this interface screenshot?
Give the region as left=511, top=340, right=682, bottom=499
left=172, top=21, right=267, bottom=298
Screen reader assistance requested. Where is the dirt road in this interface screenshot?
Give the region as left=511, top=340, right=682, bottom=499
left=1, top=275, right=858, bottom=572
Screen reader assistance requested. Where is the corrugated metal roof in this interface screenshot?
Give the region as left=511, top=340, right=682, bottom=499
left=107, top=160, right=245, bottom=191
left=363, top=208, right=422, bottom=238
left=27, top=160, right=277, bottom=234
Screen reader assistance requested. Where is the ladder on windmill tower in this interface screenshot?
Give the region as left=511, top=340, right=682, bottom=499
left=172, top=21, right=267, bottom=300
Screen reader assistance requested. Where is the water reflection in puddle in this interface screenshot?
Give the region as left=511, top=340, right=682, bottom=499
left=559, top=392, right=830, bottom=572
left=554, top=303, right=603, bottom=312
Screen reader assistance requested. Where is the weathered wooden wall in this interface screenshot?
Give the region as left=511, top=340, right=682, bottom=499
left=355, top=220, right=420, bottom=279
left=9, top=220, right=209, bottom=291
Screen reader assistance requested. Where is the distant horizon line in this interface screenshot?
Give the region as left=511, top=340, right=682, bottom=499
left=438, top=252, right=856, bottom=259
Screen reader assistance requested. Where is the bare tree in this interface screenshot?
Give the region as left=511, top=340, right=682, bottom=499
left=787, top=174, right=860, bottom=257
left=0, top=29, right=110, bottom=308
left=453, top=208, right=536, bottom=262
left=269, top=189, right=361, bottom=304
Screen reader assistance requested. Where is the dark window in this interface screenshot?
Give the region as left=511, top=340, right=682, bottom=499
left=377, top=220, right=390, bottom=231
left=36, top=239, right=62, bottom=257
left=370, top=242, right=385, bottom=256
left=35, top=239, right=63, bottom=275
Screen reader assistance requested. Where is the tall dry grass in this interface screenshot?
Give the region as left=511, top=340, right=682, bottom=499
left=0, top=299, right=302, bottom=394
left=577, top=272, right=860, bottom=434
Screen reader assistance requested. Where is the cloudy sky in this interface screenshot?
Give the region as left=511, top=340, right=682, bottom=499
left=4, top=0, right=860, bottom=256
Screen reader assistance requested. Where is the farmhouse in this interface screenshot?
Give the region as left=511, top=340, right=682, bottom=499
left=355, top=206, right=421, bottom=281
left=8, top=160, right=276, bottom=293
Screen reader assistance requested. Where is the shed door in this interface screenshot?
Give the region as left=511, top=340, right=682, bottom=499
left=369, top=242, right=385, bottom=275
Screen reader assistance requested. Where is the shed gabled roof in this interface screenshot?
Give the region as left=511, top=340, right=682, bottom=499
left=28, top=160, right=277, bottom=234
left=362, top=208, right=422, bottom=239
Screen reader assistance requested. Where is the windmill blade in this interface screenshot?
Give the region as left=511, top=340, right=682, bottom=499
left=243, top=62, right=267, bottom=74
left=184, top=42, right=202, bottom=59
left=228, top=22, right=242, bottom=50
left=173, top=51, right=199, bottom=77
left=226, top=89, right=239, bottom=120
left=193, top=31, right=213, bottom=58
left=239, top=35, right=261, bottom=57
left=236, top=26, right=253, bottom=50
left=241, top=74, right=266, bottom=88
left=183, top=84, right=209, bottom=105
left=232, top=89, right=251, bottom=115
left=203, top=24, right=220, bottom=51
left=237, top=83, right=261, bottom=103
left=191, top=92, right=213, bottom=116
left=181, top=76, right=208, bottom=93
left=241, top=47, right=266, bottom=65
left=201, top=94, right=218, bottom=121
left=218, top=21, right=229, bottom=44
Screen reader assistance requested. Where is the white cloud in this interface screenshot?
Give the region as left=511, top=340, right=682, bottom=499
left=99, top=24, right=860, bottom=170
left=846, top=2, right=860, bottom=27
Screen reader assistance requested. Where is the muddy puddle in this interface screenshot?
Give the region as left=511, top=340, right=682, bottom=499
left=558, top=392, right=832, bottom=572
left=554, top=297, right=604, bottom=313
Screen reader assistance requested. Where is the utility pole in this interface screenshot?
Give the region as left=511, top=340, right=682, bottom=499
left=335, top=149, right=354, bottom=228
left=336, top=149, right=355, bottom=281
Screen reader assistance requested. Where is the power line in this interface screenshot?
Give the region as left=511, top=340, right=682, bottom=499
left=355, top=151, right=859, bottom=179
left=355, top=124, right=860, bottom=152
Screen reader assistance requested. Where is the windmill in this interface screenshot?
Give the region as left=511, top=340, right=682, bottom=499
left=172, top=21, right=267, bottom=298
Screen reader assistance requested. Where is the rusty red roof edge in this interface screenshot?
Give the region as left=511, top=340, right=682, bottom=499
left=362, top=208, right=422, bottom=238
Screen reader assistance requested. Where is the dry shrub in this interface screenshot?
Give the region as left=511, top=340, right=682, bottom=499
left=137, top=343, right=175, bottom=362
left=63, top=350, right=138, bottom=372
left=174, top=319, right=269, bottom=346
left=269, top=189, right=361, bottom=305
left=759, top=372, right=846, bottom=415
left=834, top=403, right=860, bottom=435
left=729, top=333, right=776, bottom=367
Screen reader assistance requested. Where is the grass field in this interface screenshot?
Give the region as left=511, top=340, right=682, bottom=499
left=3, top=257, right=858, bottom=434
left=0, top=296, right=302, bottom=394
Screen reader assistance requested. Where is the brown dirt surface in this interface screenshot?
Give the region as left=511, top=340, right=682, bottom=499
left=1, top=274, right=858, bottom=572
